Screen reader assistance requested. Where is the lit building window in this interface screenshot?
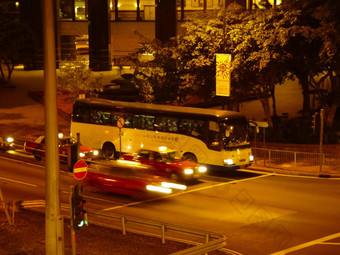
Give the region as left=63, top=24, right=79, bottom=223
left=75, top=0, right=87, bottom=20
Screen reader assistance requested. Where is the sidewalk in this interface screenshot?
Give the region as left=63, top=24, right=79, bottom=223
left=0, top=68, right=120, bottom=139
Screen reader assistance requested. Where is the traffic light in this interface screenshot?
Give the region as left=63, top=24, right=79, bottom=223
left=72, top=189, right=88, bottom=230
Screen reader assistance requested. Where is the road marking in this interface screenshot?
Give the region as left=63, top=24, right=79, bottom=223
left=0, top=176, right=37, bottom=187
left=243, top=168, right=340, bottom=180
left=103, top=173, right=273, bottom=211
left=271, top=232, right=340, bottom=255
left=0, top=155, right=45, bottom=169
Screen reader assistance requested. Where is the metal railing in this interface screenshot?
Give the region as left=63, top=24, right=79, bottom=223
left=89, top=210, right=227, bottom=255
left=252, top=148, right=340, bottom=176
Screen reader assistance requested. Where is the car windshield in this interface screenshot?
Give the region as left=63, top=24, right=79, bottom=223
left=161, top=151, right=181, bottom=162
left=60, top=137, right=77, bottom=146
left=221, top=117, right=250, bottom=149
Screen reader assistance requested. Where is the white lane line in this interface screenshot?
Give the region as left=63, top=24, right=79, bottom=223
left=271, top=232, right=340, bottom=255
left=243, top=168, right=340, bottom=180
left=0, top=176, right=38, bottom=187
left=102, top=173, right=273, bottom=211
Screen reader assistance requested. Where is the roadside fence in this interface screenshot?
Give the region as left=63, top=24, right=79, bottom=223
left=252, top=148, right=340, bottom=177
left=89, top=210, right=227, bottom=255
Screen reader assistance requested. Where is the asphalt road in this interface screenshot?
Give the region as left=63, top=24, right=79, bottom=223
left=1, top=152, right=340, bottom=255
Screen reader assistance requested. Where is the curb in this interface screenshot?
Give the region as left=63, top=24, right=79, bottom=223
left=28, top=91, right=71, bottom=122
left=247, top=166, right=340, bottom=178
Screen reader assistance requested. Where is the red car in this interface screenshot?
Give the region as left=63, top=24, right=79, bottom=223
left=85, top=160, right=186, bottom=197
left=24, top=133, right=98, bottom=161
left=121, top=147, right=207, bottom=182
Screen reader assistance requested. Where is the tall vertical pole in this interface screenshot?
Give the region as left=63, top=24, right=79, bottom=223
left=319, top=109, right=324, bottom=173
left=43, top=0, right=63, bottom=254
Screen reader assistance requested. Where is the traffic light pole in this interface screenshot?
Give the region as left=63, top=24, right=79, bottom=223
left=69, top=186, right=76, bottom=255
left=319, top=109, right=324, bottom=173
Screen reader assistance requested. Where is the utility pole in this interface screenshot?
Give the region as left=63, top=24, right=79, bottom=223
left=43, top=0, right=63, bottom=254
left=319, top=109, right=324, bottom=173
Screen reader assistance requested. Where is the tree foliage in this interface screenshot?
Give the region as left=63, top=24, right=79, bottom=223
left=130, top=1, right=340, bottom=130
left=57, top=60, right=103, bottom=100
left=0, top=16, right=36, bottom=84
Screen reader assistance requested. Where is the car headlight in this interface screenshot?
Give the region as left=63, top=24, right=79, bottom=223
left=161, top=182, right=187, bottom=190
left=249, top=155, right=254, bottom=161
left=184, top=168, right=194, bottom=175
left=6, top=137, right=14, bottom=143
left=224, top=159, right=234, bottom=165
left=146, top=185, right=172, bottom=194
left=93, top=150, right=99, bottom=156
left=79, top=152, right=85, bottom=158
left=198, top=166, right=207, bottom=173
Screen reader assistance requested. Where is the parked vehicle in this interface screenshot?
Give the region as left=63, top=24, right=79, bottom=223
left=121, top=147, right=207, bottom=182
left=0, top=136, right=14, bottom=150
left=93, top=73, right=141, bottom=102
left=85, top=159, right=186, bottom=197
left=24, top=133, right=98, bottom=161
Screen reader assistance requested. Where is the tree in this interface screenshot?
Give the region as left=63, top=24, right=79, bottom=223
left=0, top=16, right=36, bottom=84
left=57, top=60, right=103, bottom=100
left=312, top=0, right=340, bottom=128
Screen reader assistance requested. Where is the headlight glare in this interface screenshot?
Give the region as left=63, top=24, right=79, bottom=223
left=161, top=182, right=187, bottom=190
left=198, top=166, right=207, bottom=173
left=6, top=137, right=14, bottom=143
left=146, top=185, right=172, bottom=194
left=224, top=159, right=234, bottom=165
left=184, top=168, right=194, bottom=175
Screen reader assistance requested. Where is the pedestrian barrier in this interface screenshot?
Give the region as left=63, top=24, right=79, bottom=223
left=89, top=210, right=227, bottom=255
left=16, top=200, right=226, bottom=254
left=252, top=148, right=340, bottom=177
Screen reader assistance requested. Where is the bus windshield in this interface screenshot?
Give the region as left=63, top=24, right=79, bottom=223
left=221, top=118, right=250, bottom=149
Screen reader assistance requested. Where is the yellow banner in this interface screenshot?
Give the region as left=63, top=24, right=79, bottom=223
left=216, top=53, right=231, bottom=97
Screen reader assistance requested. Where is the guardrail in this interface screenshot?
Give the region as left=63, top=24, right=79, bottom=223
left=252, top=148, right=340, bottom=177
left=89, top=210, right=226, bottom=255
left=15, top=201, right=227, bottom=255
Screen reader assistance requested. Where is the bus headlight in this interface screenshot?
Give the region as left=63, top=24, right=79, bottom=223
left=79, top=152, right=85, bottom=158
left=249, top=155, right=254, bottom=161
left=93, top=150, right=99, bottom=156
left=184, top=168, right=194, bottom=175
left=224, top=159, right=234, bottom=165
left=198, top=166, right=207, bottom=173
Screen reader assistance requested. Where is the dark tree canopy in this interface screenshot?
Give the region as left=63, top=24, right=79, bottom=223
left=0, top=16, right=36, bottom=84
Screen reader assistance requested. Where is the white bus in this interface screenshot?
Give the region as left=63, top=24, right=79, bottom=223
left=71, top=98, right=254, bottom=169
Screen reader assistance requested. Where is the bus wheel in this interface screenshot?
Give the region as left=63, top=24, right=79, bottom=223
left=182, top=153, right=197, bottom=163
left=102, top=142, right=115, bottom=159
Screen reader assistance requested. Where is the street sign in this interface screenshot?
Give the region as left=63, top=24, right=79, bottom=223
left=73, top=160, right=88, bottom=180
left=117, top=117, right=125, bottom=129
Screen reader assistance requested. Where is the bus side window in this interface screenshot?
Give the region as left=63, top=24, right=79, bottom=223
left=133, top=115, right=141, bottom=129
left=145, top=116, right=155, bottom=131
left=90, top=110, right=100, bottom=124
left=179, top=120, right=187, bottom=134
left=124, top=114, right=132, bottom=128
